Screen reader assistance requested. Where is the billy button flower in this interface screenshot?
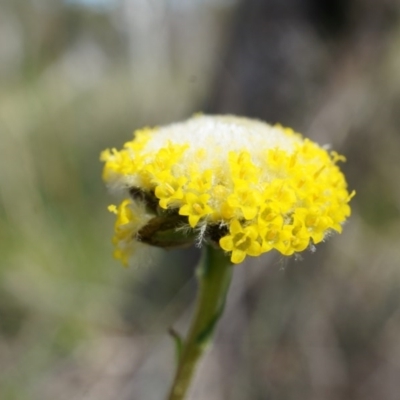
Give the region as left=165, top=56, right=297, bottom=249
left=101, top=114, right=354, bottom=266
left=100, top=114, right=354, bottom=400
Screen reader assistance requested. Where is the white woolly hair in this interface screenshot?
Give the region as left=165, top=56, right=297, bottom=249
left=142, top=115, right=301, bottom=169
left=128, top=242, right=163, bottom=269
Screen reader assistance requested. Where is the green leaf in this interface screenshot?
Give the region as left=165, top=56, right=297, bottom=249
left=168, top=327, right=184, bottom=363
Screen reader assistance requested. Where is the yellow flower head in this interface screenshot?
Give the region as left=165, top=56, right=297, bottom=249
left=101, top=115, right=354, bottom=265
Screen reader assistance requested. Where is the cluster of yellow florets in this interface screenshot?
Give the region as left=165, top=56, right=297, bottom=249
left=101, top=115, right=354, bottom=265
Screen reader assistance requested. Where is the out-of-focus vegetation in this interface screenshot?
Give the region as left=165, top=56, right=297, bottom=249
left=1, top=0, right=400, bottom=399
left=0, top=1, right=232, bottom=398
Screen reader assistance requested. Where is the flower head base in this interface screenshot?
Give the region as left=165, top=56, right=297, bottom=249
left=101, top=115, right=354, bottom=265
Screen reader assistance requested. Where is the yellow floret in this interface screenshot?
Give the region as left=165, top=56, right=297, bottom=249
left=259, top=220, right=291, bottom=254
left=219, top=220, right=262, bottom=264
left=179, top=193, right=213, bottom=228
left=154, top=175, right=187, bottom=209
left=108, top=199, right=152, bottom=266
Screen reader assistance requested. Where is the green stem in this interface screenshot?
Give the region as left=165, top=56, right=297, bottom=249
left=167, top=244, right=233, bottom=400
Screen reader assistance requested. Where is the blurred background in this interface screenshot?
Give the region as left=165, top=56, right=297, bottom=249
left=1, top=0, right=400, bottom=399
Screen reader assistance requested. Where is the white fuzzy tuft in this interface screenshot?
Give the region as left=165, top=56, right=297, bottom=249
left=143, top=115, right=300, bottom=170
